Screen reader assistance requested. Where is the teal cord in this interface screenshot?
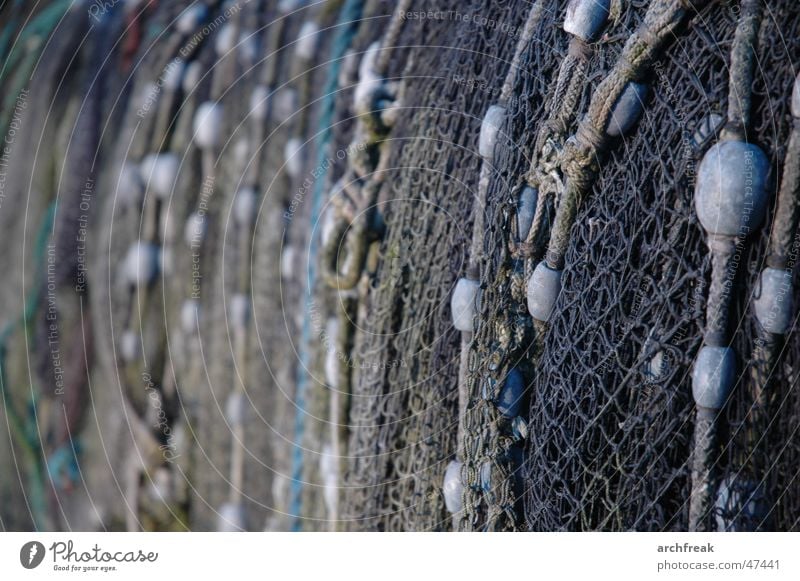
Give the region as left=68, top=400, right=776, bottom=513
left=0, top=201, right=56, bottom=529
left=0, top=0, right=72, bottom=84
left=289, top=0, right=364, bottom=531
left=47, top=441, right=82, bottom=489
left=0, top=0, right=25, bottom=65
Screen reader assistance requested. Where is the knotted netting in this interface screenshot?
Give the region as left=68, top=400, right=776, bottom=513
left=517, top=0, right=800, bottom=531
left=281, top=0, right=397, bottom=531
left=456, top=0, right=649, bottom=531
left=2, top=0, right=800, bottom=534
left=340, top=0, right=530, bottom=531
left=521, top=2, right=724, bottom=531
left=712, top=1, right=800, bottom=532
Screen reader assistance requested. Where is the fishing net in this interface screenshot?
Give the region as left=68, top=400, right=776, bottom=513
left=1, top=0, right=800, bottom=534
left=339, top=0, right=532, bottom=531
left=454, top=0, right=647, bottom=532
left=279, top=0, right=398, bottom=531
left=521, top=2, right=722, bottom=531
left=517, top=0, right=800, bottom=531
left=715, top=1, right=800, bottom=532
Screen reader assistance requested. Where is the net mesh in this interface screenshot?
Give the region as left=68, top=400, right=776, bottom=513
left=520, top=1, right=800, bottom=531
left=1, top=0, right=800, bottom=533
left=341, top=0, right=530, bottom=531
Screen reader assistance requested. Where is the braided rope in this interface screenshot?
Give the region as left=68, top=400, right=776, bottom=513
left=288, top=0, right=365, bottom=531
left=689, top=0, right=764, bottom=531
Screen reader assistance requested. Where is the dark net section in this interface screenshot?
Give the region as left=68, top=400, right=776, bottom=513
left=716, top=1, right=800, bottom=532
left=2, top=0, right=800, bottom=534
left=460, top=0, right=651, bottom=531
left=458, top=0, right=562, bottom=533
left=524, top=5, right=738, bottom=531
left=341, top=0, right=528, bottom=531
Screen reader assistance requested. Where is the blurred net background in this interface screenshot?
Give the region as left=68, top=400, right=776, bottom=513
left=0, top=0, right=798, bottom=531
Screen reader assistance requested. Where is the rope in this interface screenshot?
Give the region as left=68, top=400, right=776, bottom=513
left=723, top=0, right=761, bottom=141
left=288, top=0, right=364, bottom=531
left=0, top=0, right=73, bottom=139
left=735, top=66, right=800, bottom=532
left=0, top=201, right=56, bottom=530
left=689, top=0, right=764, bottom=531
left=456, top=0, right=544, bottom=528
left=548, top=0, right=711, bottom=271
left=374, top=0, right=411, bottom=75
